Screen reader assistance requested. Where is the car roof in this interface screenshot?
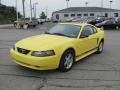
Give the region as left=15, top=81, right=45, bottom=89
left=60, top=23, right=91, bottom=27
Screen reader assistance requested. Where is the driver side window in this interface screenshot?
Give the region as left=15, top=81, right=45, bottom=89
left=80, top=26, right=93, bottom=38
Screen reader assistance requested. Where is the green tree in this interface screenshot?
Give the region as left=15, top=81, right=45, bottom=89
left=0, top=4, right=22, bottom=24
left=40, top=12, right=47, bottom=19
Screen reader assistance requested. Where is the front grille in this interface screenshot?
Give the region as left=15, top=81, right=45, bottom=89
left=17, top=47, right=30, bottom=55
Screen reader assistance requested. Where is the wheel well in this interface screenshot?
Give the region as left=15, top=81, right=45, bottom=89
left=59, top=48, right=76, bottom=68
left=101, top=38, right=104, bottom=43
left=65, top=48, right=75, bottom=56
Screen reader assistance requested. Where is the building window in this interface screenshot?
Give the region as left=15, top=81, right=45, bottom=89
left=64, top=14, right=69, bottom=17
left=77, top=14, right=82, bottom=17
left=114, top=13, right=119, bottom=17
left=71, top=14, right=75, bottom=17
left=105, top=13, right=108, bottom=17
left=90, top=13, right=94, bottom=16
left=84, top=14, right=88, bottom=16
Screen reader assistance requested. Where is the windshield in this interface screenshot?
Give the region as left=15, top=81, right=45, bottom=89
left=46, top=24, right=81, bottom=38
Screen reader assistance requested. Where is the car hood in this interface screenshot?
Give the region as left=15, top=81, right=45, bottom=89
left=15, top=34, right=74, bottom=51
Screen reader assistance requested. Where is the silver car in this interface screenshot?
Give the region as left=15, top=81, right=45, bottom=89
left=14, top=18, right=39, bottom=28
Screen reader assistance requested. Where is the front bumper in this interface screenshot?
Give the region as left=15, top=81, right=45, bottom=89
left=10, top=49, right=60, bottom=70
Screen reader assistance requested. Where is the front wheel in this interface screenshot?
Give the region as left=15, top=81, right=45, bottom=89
left=59, top=50, right=75, bottom=72
left=96, top=41, right=104, bottom=54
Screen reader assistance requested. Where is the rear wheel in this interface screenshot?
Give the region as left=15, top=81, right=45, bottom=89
left=116, top=26, right=119, bottom=30
left=96, top=41, right=104, bottom=54
left=59, top=50, right=75, bottom=72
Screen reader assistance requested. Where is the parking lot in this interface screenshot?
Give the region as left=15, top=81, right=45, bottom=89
left=0, top=22, right=120, bottom=90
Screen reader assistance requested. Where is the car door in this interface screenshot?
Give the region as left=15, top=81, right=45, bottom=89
left=103, top=20, right=116, bottom=29
left=76, top=25, right=98, bottom=58
left=102, top=21, right=110, bottom=29
left=106, top=21, right=114, bottom=29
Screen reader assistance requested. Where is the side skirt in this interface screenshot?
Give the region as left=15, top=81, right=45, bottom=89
left=75, top=48, right=97, bottom=62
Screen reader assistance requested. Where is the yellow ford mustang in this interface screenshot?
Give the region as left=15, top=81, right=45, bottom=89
left=10, top=23, right=104, bottom=72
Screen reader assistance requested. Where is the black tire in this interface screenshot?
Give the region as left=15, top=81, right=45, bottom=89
left=96, top=41, right=104, bottom=54
left=58, top=50, right=75, bottom=72
left=40, top=22, right=43, bottom=24
left=33, top=25, right=36, bottom=27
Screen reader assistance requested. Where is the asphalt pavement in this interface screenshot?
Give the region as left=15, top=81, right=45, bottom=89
left=0, top=23, right=120, bottom=90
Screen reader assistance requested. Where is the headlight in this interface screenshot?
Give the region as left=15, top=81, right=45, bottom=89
left=31, top=50, right=55, bottom=57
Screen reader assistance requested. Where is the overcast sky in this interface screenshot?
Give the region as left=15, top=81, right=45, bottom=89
left=1, top=0, right=120, bottom=18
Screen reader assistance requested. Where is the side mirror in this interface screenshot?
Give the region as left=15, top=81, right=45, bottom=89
left=80, top=34, right=89, bottom=38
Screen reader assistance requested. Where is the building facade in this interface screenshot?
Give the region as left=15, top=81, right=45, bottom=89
left=52, top=7, right=120, bottom=21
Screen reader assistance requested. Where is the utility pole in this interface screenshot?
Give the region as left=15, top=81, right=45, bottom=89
left=30, top=0, right=32, bottom=20
left=16, top=0, right=18, bottom=21
left=22, top=0, right=25, bottom=23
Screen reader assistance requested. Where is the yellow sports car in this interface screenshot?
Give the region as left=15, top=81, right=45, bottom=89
left=10, top=23, right=104, bottom=72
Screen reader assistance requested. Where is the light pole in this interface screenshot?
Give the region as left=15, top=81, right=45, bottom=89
left=16, top=0, right=18, bottom=21
left=85, top=2, right=88, bottom=7
left=109, top=0, right=113, bottom=17
left=22, top=0, right=25, bottom=23
left=33, top=3, right=38, bottom=18
left=46, top=8, right=48, bottom=19
left=109, top=0, right=113, bottom=9
left=85, top=2, right=88, bottom=17
left=101, top=0, right=103, bottom=16
left=30, top=0, right=32, bottom=20
left=66, top=0, right=70, bottom=8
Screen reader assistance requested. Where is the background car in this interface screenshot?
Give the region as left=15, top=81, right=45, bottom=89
left=115, top=17, right=120, bottom=24
left=14, top=18, right=39, bottom=28
left=87, top=17, right=105, bottom=25
left=37, top=18, right=45, bottom=24
left=65, top=18, right=75, bottom=22
left=10, top=23, right=104, bottom=72
left=95, top=19, right=119, bottom=29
